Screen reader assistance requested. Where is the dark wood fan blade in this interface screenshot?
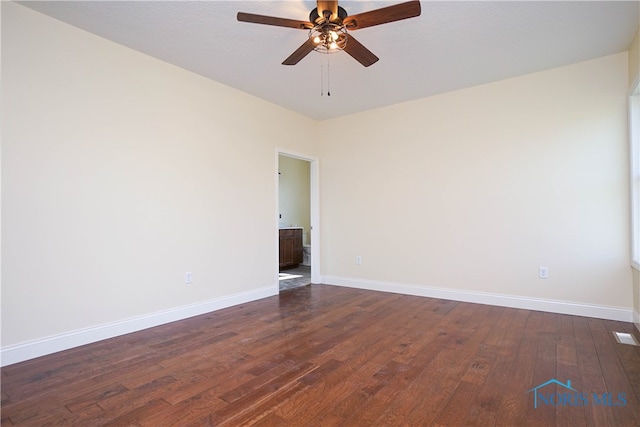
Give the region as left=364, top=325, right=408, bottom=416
left=282, top=39, right=316, bottom=65
left=237, top=12, right=313, bottom=29
left=343, top=0, right=421, bottom=30
left=317, top=1, right=338, bottom=21
left=343, top=35, right=379, bottom=67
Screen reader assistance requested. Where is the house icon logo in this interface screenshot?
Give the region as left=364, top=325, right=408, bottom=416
left=527, top=378, right=627, bottom=408
left=527, top=379, right=577, bottom=409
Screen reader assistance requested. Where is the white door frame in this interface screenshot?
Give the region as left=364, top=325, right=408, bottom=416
left=276, top=149, right=320, bottom=285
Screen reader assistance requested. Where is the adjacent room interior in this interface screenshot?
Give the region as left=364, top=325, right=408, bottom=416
left=2, top=1, right=640, bottom=425
left=278, top=154, right=312, bottom=292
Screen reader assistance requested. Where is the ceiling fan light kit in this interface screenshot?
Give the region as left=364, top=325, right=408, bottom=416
left=309, top=5, right=348, bottom=54
left=237, top=0, right=421, bottom=67
left=310, top=23, right=348, bottom=54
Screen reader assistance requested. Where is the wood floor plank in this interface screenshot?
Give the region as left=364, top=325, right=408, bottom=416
left=432, top=380, right=483, bottom=427
left=604, top=320, right=640, bottom=403
left=588, top=317, right=640, bottom=426
left=269, top=322, right=399, bottom=421
left=555, top=314, right=588, bottom=427
left=340, top=355, right=420, bottom=425
left=136, top=384, right=230, bottom=426
left=217, top=380, right=309, bottom=426
left=574, top=316, right=618, bottom=426
left=367, top=302, right=480, bottom=424
left=319, top=325, right=417, bottom=424
left=495, top=310, right=544, bottom=426
left=402, top=302, right=500, bottom=425
left=102, top=398, right=171, bottom=427
left=462, top=308, right=530, bottom=426
left=2, top=284, right=639, bottom=426
left=460, top=342, right=499, bottom=386
left=212, top=361, right=317, bottom=425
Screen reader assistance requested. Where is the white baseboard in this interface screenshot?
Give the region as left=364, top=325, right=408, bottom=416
left=1, top=286, right=278, bottom=367
left=3, top=279, right=633, bottom=367
left=321, top=275, right=633, bottom=322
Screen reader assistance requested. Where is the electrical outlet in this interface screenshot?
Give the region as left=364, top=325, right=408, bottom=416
left=356, top=256, right=362, bottom=265
left=539, top=267, right=548, bottom=279
left=185, top=272, right=193, bottom=284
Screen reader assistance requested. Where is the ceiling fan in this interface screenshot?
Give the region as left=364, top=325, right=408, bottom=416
left=237, top=1, right=421, bottom=67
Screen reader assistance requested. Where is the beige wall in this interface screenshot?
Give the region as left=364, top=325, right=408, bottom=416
left=1, top=3, right=318, bottom=348
left=278, top=156, right=311, bottom=243
left=631, top=30, right=640, bottom=330
left=630, top=30, right=639, bottom=87
left=319, top=53, right=632, bottom=311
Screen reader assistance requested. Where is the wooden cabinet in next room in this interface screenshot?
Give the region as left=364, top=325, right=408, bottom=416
left=279, top=228, right=303, bottom=269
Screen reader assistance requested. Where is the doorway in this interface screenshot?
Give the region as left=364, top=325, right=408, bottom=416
left=277, top=150, right=319, bottom=291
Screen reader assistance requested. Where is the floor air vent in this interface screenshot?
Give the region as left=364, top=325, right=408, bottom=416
left=613, top=331, right=640, bottom=346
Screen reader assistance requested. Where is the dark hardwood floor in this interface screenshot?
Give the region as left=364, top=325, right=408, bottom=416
left=2, top=284, right=639, bottom=426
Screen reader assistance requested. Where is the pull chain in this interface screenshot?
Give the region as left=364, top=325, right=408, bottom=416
left=327, top=56, right=331, bottom=96
left=319, top=55, right=333, bottom=97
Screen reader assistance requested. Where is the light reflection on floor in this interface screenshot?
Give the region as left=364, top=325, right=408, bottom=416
left=279, top=265, right=311, bottom=291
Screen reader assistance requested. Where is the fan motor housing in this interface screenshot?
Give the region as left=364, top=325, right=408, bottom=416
left=309, top=6, right=348, bottom=24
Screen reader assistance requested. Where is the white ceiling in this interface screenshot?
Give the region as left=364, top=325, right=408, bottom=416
left=19, top=1, right=640, bottom=120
